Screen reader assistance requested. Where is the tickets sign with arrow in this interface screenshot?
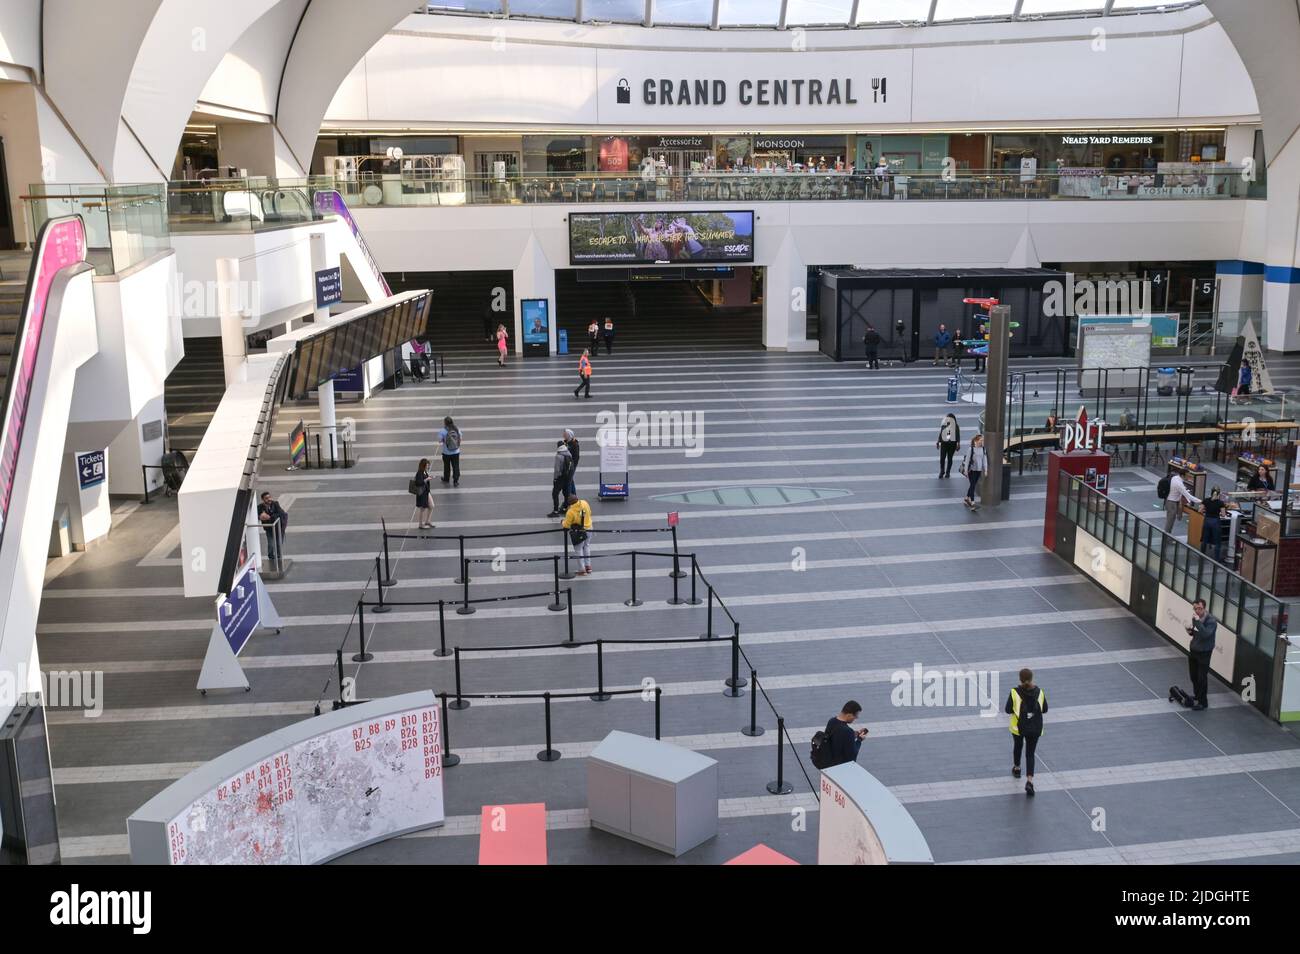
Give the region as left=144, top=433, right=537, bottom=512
left=76, top=450, right=106, bottom=490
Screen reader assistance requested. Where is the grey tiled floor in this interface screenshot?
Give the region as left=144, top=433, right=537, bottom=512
left=34, top=347, right=1300, bottom=864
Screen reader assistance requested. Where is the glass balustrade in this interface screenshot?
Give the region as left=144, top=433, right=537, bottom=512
left=26, top=183, right=169, bottom=275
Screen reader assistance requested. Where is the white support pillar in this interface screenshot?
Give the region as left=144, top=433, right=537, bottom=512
left=217, top=257, right=247, bottom=386
left=763, top=231, right=813, bottom=351
left=1260, top=134, right=1300, bottom=352
left=514, top=235, right=557, bottom=355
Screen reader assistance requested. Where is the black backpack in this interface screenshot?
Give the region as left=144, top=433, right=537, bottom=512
left=811, top=721, right=840, bottom=770
left=1015, top=687, right=1044, bottom=737
left=1157, top=474, right=1171, bottom=500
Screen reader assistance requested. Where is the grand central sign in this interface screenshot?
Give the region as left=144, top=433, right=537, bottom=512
left=633, top=77, right=865, bottom=107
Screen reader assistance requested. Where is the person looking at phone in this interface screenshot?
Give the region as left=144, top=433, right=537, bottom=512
left=1187, top=598, right=1217, bottom=711
left=821, top=701, right=868, bottom=767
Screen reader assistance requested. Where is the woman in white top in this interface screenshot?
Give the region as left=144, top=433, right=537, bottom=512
left=962, top=433, right=987, bottom=509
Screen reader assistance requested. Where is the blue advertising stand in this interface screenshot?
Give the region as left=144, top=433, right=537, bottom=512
left=598, top=430, right=629, bottom=500
left=197, top=559, right=285, bottom=694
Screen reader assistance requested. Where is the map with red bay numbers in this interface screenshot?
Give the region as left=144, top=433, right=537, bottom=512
left=165, top=704, right=444, bottom=865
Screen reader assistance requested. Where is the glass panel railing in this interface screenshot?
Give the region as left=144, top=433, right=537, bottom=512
left=1058, top=476, right=1289, bottom=718
left=159, top=168, right=1260, bottom=223
left=26, top=182, right=168, bottom=275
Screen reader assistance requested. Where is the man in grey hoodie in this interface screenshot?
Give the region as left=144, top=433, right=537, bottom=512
left=1187, top=598, right=1217, bottom=710
left=549, top=441, right=574, bottom=517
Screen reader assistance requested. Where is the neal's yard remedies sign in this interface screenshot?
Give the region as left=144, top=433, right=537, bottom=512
left=570, top=211, right=754, bottom=266
left=596, top=48, right=910, bottom=124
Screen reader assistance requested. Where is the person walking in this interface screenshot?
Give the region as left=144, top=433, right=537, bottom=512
left=933, top=324, right=953, bottom=367
left=937, top=413, right=960, bottom=479
left=863, top=323, right=881, bottom=370
left=1005, top=668, right=1047, bottom=797
left=961, top=433, right=986, bottom=510
left=574, top=349, right=592, bottom=399
left=438, top=417, right=462, bottom=487
left=587, top=319, right=600, bottom=354
left=257, top=491, right=289, bottom=563
left=602, top=317, right=615, bottom=355
left=811, top=701, right=868, bottom=769
left=1163, top=469, right=1200, bottom=534
left=548, top=440, right=575, bottom=517
left=495, top=324, right=509, bottom=366
left=410, top=459, right=434, bottom=529
left=563, top=429, right=580, bottom=497
left=562, top=493, right=594, bottom=575
left=1187, top=598, right=1217, bottom=710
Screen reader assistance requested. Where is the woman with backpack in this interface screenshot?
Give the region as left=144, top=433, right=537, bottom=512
left=561, top=493, right=593, bottom=575
left=937, top=413, right=960, bottom=479
left=411, top=458, right=434, bottom=529
left=1005, top=668, right=1048, bottom=797
left=438, top=417, right=462, bottom=487
left=960, top=433, right=986, bottom=510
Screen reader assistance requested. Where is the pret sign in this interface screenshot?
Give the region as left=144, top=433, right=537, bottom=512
left=76, top=450, right=106, bottom=490
left=1060, top=407, right=1106, bottom=453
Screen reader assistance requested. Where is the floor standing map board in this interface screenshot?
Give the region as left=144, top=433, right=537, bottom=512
left=128, top=691, right=445, bottom=864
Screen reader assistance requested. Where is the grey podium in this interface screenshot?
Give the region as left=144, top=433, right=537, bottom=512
left=587, top=730, right=718, bottom=857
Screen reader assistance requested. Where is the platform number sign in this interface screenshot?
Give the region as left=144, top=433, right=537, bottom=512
left=76, top=450, right=106, bottom=490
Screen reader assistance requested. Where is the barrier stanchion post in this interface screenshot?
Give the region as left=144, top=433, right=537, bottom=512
left=439, top=692, right=460, bottom=767
left=724, top=624, right=745, bottom=695
left=547, top=555, right=564, bottom=612
left=456, top=553, right=475, bottom=615
left=329, top=432, right=337, bottom=469
left=380, top=520, right=396, bottom=587
left=625, top=551, right=643, bottom=607
left=562, top=589, right=578, bottom=648
left=434, top=600, right=451, bottom=657
left=536, top=692, right=560, bottom=762
left=670, top=525, right=686, bottom=579
left=454, top=535, right=468, bottom=584
left=699, top=585, right=715, bottom=640
left=352, top=601, right=374, bottom=662
left=765, top=718, right=793, bottom=795
left=686, top=554, right=702, bottom=605
left=314, top=434, right=322, bottom=471
left=590, top=639, right=611, bottom=701
left=667, top=556, right=684, bottom=606
left=559, top=529, right=575, bottom=581
left=654, top=686, right=662, bottom=740
left=741, top=669, right=765, bottom=737
left=449, top=648, right=470, bottom=709
left=372, top=557, right=391, bottom=614
left=141, top=466, right=152, bottom=505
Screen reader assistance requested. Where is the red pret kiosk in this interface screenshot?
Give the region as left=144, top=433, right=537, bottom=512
left=1043, top=407, right=1111, bottom=549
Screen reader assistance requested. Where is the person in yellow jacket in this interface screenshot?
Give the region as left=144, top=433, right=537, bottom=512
left=574, top=349, right=592, bottom=400
left=561, top=494, right=593, bottom=574
left=1005, top=668, right=1047, bottom=797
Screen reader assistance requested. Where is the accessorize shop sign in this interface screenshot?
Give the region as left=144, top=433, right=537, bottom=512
left=596, top=48, right=912, bottom=124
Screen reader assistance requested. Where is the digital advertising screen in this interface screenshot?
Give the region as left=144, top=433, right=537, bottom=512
left=522, top=298, right=550, bottom=346
left=569, top=211, right=755, bottom=265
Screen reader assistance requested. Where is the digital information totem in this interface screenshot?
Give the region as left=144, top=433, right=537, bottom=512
left=127, top=691, right=446, bottom=864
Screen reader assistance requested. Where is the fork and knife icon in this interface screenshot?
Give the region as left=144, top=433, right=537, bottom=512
left=872, top=77, right=888, bottom=103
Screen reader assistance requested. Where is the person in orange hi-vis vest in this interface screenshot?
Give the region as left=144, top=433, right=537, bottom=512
left=574, top=349, right=592, bottom=399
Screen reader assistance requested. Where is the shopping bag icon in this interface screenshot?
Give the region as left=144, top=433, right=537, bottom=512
left=616, top=78, right=631, bottom=104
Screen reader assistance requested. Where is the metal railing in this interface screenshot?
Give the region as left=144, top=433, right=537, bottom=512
left=1059, top=476, right=1288, bottom=720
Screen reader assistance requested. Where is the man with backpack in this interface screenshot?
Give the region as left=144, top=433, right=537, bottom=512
left=548, top=441, right=575, bottom=518
left=1160, top=469, right=1199, bottom=534
left=811, top=701, right=868, bottom=770
left=933, top=325, right=953, bottom=367
left=438, top=416, right=462, bottom=487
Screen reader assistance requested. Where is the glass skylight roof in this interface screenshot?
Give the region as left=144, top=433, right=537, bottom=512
left=420, top=0, right=1199, bottom=28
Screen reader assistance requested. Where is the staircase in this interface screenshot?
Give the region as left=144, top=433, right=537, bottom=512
left=387, top=269, right=513, bottom=356
left=164, top=337, right=224, bottom=452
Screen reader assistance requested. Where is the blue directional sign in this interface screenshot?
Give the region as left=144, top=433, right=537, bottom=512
left=217, top=562, right=261, bottom=657
left=315, top=266, right=342, bottom=309
left=76, top=450, right=106, bottom=491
